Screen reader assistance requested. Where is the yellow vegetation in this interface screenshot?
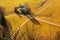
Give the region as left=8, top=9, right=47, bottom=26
left=0, top=0, right=60, bottom=40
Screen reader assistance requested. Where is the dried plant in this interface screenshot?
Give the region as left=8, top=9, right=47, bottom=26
left=0, top=7, right=11, bottom=40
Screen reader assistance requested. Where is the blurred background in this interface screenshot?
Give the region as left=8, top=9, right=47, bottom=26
left=0, top=0, right=60, bottom=40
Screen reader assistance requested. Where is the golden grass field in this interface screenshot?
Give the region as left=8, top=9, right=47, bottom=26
left=0, top=0, right=60, bottom=40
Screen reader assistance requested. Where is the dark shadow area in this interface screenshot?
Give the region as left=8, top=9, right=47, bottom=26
left=0, top=7, right=11, bottom=40
left=55, top=31, right=60, bottom=40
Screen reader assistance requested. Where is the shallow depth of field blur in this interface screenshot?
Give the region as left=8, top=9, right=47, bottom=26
left=0, top=0, right=60, bottom=40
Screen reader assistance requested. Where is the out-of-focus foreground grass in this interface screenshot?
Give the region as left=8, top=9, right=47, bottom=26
left=0, top=0, right=60, bottom=40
